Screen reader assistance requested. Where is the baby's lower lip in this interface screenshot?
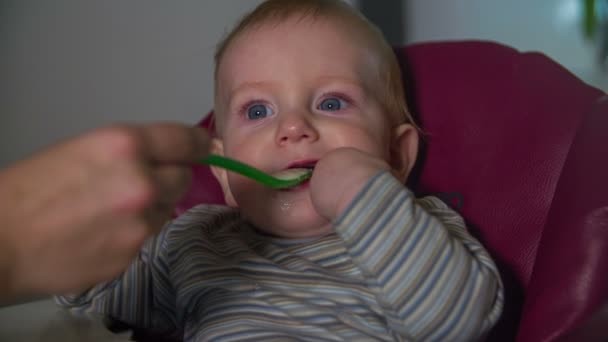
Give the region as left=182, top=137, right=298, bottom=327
left=282, top=179, right=311, bottom=191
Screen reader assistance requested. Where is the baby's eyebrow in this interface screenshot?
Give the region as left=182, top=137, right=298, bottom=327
left=228, top=81, right=276, bottom=99
left=222, top=81, right=277, bottom=111
left=315, top=75, right=364, bottom=88
left=314, top=76, right=372, bottom=100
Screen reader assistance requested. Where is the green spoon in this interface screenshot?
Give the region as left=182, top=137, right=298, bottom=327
left=197, top=154, right=312, bottom=189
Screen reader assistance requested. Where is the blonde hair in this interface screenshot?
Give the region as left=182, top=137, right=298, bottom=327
left=213, top=0, right=415, bottom=129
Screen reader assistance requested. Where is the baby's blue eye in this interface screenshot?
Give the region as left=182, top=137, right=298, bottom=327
left=247, top=104, right=272, bottom=120
left=318, top=97, right=344, bottom=111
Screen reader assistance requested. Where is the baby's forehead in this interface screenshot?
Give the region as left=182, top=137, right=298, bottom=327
left=217, top=18, right=382, bottom=83
left=224, top=14, right=379, bottom=61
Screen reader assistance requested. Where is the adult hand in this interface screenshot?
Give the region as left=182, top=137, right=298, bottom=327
left=0, top=122, right=209, bottom=301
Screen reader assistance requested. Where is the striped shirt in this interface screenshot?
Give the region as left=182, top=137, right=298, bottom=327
left=57, top=171, right=504, bottom=341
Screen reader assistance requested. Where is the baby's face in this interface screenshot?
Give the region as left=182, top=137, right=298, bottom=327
left=213, top=17, right=394, bottom=238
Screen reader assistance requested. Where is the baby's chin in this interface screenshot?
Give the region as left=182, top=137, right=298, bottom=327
left=246, top=204, right=332, bottom=239
left=233, top=186, right=332, bottom=239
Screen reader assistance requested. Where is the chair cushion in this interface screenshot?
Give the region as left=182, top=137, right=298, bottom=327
left=517, top=97, right=608, bottom=342
left=394, top=40, right=603, bottom=340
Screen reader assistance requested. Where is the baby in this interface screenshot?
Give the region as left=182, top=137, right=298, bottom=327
left=58, top=0, right=504, bottom=341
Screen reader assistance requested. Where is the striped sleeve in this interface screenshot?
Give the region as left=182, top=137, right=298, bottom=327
left=333, top=171, right=504, bottom=341
left=54, top=227, right=178, bottom=337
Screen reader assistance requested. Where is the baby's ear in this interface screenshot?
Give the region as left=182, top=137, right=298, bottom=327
left=390, top=123, right=419, bottom=183
left=209, top=138, right=238, bottom=207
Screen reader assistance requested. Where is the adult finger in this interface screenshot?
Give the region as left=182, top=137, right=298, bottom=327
left=140, top=122, right=210, bottom=163
left=151, top=164, right=193, bottom=205
left=143, top=202, right=174, bottom=235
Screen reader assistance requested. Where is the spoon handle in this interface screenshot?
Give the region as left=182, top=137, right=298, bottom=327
left=197, top=154, right=311, bottom=189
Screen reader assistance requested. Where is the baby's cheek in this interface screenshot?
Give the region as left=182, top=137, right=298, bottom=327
left=226, top=136, right=269, bottom=164
left=337, top=125, right=388, bottom=157
left=228, top=174, right=256, bottom=199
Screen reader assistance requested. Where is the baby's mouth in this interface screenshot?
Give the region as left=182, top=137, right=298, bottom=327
left=283, top=160, right=317, bottom=175
left=271, top=160, right=317, bottom=190
left=286, top=160, right=316, bottom=170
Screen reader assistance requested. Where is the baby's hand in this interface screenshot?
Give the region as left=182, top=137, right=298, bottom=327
left=309, top=147, right=391, bottom=220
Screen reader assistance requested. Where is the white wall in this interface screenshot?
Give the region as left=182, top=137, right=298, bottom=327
left=401, top=0, right=606, bottom=91
left=0, top=0, right=264, bottom=167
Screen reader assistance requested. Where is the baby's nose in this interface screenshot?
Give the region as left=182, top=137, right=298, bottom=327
left=275, top=112, right=319, bottom=145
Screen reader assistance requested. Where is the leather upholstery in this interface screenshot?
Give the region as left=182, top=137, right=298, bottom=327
left=516, top=97, right=608, bottom=342
left=174, top=41, right=607, bottom=341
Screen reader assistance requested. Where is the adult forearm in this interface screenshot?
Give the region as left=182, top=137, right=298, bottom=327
left=0, top=170, right=26, bottom=303
left=0, top=168, right=59, bottom=303
left=0, top=245, right=17, bottom=303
